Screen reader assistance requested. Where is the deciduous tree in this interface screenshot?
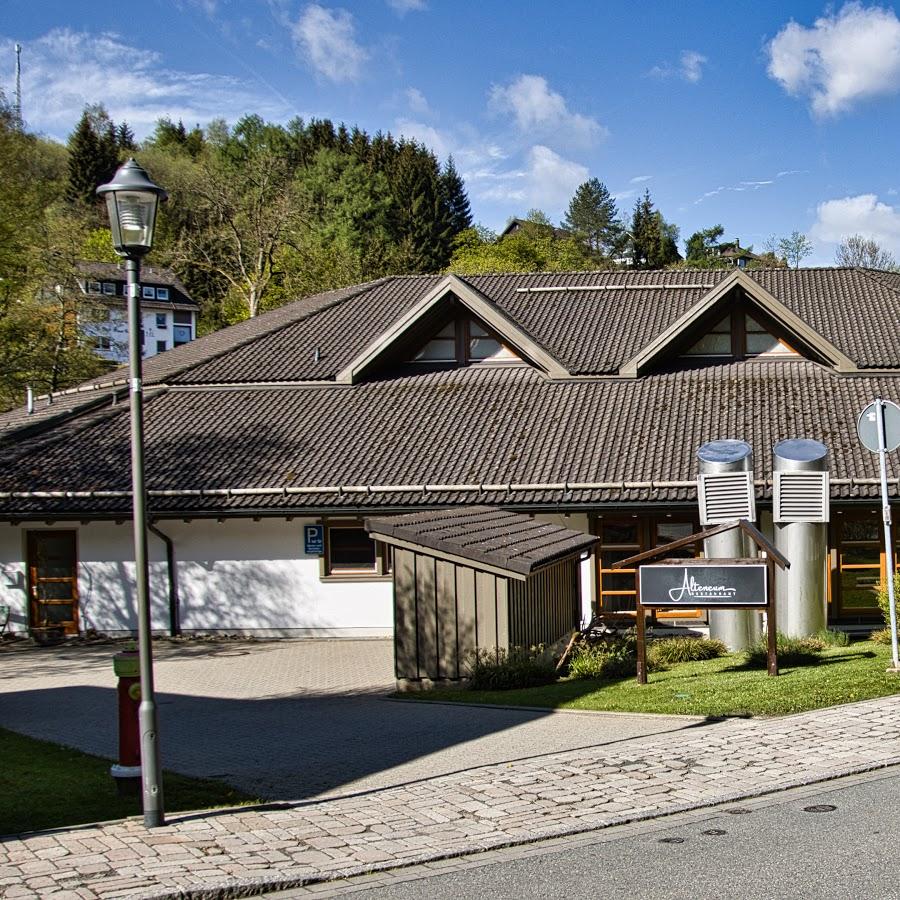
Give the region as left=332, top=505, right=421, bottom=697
left=835, top=234, right=897, bottom=270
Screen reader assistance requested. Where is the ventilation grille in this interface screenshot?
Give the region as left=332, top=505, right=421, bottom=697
left=773, top=471, right=829, bottom=523
left=698, top=471, right=756, bottom=524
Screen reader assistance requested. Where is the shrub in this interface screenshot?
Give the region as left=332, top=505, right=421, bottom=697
left=647, top=637, right=727, bottom=665
left=466, top=645, right=557, bottom=690
left=871, top=627, right=893, bottom=645
left=745, top=632, right=824, bottom=667
left=815, top=628, right=850, bottom=648
left=566, top=632, right=659, bottom=680
left=876, top=574, right=900, bottom=629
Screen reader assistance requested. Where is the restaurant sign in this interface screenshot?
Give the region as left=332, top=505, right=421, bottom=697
left=639, top=559, right=768, bottom=608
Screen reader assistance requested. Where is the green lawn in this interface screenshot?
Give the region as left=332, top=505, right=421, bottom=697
left=0, top=728, right=258, bottom=835
left=412, top=642, right=900, bottom=718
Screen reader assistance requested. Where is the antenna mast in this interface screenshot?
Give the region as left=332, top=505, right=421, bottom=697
left=14, top=43, right=22, bottom=129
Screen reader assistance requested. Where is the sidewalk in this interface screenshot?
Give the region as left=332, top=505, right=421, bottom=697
left=2, top=694, right=900, bottom=900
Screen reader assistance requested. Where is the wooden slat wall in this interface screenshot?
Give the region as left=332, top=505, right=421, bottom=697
left=392, top=549, right=581, bottom=682
left=475, top=571, right=497, bottom=655
left=509, top=559, right=580, bottom=647
left=416, top=555, right=438, bottom=679
left=394, top=549, right=418, bottom=679
left=436, top=559, right=459, bottom=679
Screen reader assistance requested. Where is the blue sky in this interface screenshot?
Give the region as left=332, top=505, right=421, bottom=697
left=5, top=1, right=900, bottom=265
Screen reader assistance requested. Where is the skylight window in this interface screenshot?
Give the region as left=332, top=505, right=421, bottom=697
left=682, top=307, right=798, bottom=360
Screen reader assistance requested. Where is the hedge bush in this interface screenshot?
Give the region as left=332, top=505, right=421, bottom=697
left=466, top=646, right=558, bottom=690
left=647, top=637, right=727, bottom=665
left=745, top=632, right=824, bottom=667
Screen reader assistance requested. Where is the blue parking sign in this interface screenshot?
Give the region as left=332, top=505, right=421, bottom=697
left=304, top=524, right=324, bottom=555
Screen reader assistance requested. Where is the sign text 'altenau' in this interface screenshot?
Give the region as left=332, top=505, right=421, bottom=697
left=639, top=559, right=768, bottom=608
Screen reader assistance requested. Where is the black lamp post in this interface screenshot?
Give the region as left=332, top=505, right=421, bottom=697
left=97, top=159, right=167, bottom=828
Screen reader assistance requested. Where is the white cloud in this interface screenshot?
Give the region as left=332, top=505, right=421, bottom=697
left=630, top=174, right=653, bottom=184
left=471, top=145, right=587, bottom=214
left=387, top=0, right=426, bottom=12
left=394, top=118, right=450, bottom=158
left=647, top=50, right=708, bottom=83
left=811, top=194, right=900, bottom=255
left=680, top=50, right=707, bottom=83
left=693, top=169, right=803, bottom=204
left=292, top=4, right=368, bottom=83
left=767, top=3, right=900, bottom=116
left=405, top=87, right=430, bottom=116
left=0, top=30, right=287, bottom=140
left=488, top=75, right=606, bottom=148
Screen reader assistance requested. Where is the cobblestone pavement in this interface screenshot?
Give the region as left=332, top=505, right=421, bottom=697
left=2, top=693, right=900, bottom=900
left=0, top=639, right=695, bottom=799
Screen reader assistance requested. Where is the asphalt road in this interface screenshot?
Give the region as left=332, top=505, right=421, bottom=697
left=298, top=766, right=900, bottom=899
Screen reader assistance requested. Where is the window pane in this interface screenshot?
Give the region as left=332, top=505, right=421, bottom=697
left=469, top=337, right=504, bottom=360
left=600, top=571, right=636, bottom=591
left=142, top=286, right=155, bottom=299
left=601, top=549, right=637, bottom=569
left=843, top=521, right=880, bottom=542
left=157, top=288, right=169, bottom=300
left=413, top=339, right=456, bottom=361
left=601, top=522, right=639, bottom=545
left=156, top=313, right=167, bottom=328
left=470, top=321, right=488, bottom=337
left=746, top=333, right=790, bottom=355
left=329, top=528, right=376, bottom=570
left=840, top=570, right=881, bottom=608
left=173, top=310, right=192, bottom=324
left=173, top=325, right=192, bottom=344
left=685, top=332, right=731, bottom=355
left=710, top=316, right=730, bottom=333
left=745, top=314, right=767, bottom=334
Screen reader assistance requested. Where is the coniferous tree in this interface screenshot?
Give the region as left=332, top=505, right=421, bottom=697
left=65, top=105, right=122, bottom=207
left=562, top=178, right=624, bottom=259
left=440, top=156, right=472, bottom=238
left=629, top=190, right=680, bottom=269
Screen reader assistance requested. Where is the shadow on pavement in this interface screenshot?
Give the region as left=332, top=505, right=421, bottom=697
left=0, top=684, right=719, bottom=802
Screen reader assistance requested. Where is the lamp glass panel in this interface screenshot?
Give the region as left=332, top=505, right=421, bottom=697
left=108, top=191, right=158, bottom=250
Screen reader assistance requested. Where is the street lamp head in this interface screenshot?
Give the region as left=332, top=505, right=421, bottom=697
left=96, top=158, right=168, bottom=258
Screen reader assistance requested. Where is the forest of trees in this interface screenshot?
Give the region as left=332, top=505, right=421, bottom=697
left=2, top=93, right=883, bottom=412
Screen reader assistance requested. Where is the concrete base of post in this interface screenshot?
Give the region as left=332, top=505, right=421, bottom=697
left=110, top=764, right=142, bottom=797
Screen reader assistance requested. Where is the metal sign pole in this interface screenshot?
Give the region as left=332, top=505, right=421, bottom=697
left=635, top=570, right=647, bottom=685
left=875, top=399, right=900, bottom=670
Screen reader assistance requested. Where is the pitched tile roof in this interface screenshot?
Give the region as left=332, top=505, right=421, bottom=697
left=365, top=506, right=599, bottom=576
left=1, top=361, right=897, bottom=517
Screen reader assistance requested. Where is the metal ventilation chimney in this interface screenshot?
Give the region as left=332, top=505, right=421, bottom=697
left=772, top=439, right=829, bottom=637
left=697, top=440, right=761, bottom=650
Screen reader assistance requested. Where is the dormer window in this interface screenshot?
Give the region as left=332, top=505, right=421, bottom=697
left=413, top=322, right=457, bottom=362
left=409, top=316, right=520, bottom=366
left=683, top=308, right=797, bottom=360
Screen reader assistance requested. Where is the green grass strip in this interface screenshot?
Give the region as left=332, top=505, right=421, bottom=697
left=0, top=728, right=258, bottom=835
left=415, top=643, right=900, bottom=717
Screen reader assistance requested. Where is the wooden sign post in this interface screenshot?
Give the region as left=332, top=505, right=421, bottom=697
left=613, top=520, right=789, bottom=684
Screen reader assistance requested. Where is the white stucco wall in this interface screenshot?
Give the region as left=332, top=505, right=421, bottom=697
left=3, top=518, right=393, bottom=638
left=0, top=527, right=27, bottom=633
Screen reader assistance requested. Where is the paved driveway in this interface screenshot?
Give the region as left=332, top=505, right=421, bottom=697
left=0, top=638, right=706, bottom=801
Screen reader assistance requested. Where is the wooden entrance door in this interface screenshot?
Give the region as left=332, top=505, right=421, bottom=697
left=27, top=531, right=79, bottom=635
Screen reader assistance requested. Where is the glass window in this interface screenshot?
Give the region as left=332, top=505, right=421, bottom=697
left=156, top=340, right=167, bottom=354
left=173, top=325, right=192, bottom=345
left=102, top=282, right=115, bottom=295
left=328, top=527, right=376, bottom=572
left=413, top=322, right=456, bottom=362
left=142, top=286, right=156, bottom=299
left=156, top=313, right=167, bottom=328
left=173, top=310, right=192, bottom=324
left=156, top=287, right=169, bottom=300
left=88, top=281, right=102, bottom=294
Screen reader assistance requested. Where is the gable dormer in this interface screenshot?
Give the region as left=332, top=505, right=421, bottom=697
left=337, top=274, right=568, bottom=383
left=620, top=269, right=856, bottom=377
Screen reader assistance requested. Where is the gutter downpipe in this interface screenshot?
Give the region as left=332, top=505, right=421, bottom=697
left=148, top=523, right=180, bottom=637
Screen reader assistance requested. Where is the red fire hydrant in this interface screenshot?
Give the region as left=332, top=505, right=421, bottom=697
left=110, top=648, right=142, bottom=795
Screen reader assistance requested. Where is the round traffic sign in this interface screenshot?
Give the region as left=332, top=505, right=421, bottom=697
left=857, top=400, right=900, bottom=453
